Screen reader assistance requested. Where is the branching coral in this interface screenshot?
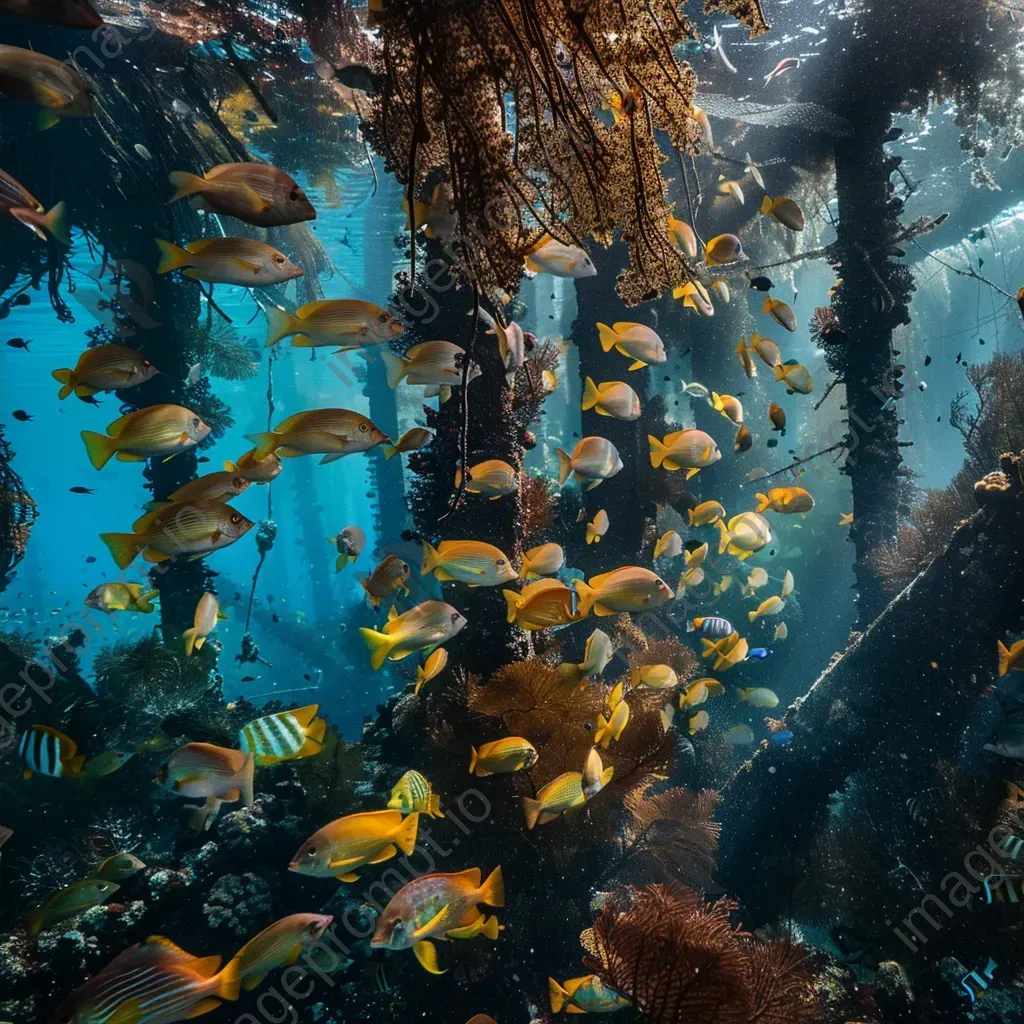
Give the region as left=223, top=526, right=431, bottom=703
left=365, top=0, right=761, bottom=303
left=582, top=884, right=819, bottom=1024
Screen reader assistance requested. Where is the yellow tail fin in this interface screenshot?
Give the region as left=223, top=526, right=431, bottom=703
left=429, top=793, right=442, bottom=818
left=549, top=978, right=569, bottom=1013
left=52, top=368, right=75, bottom=400
left=573, top=579, right=597, bottom=618
left=100, top=532, right=143, bottom=570
left=183, top=627, right=199, bottom=657
left=555, top=448, right=572, bottom=486
left=648, top=434, right=668, bottom=469
left=523, top=796, right=542, bottom=830
left=469, top=745, right=478, bottom=774
left=380, top=350, right=406, bottom=389
left=999, top=640, right=1011, bottom=677
left=479, top=865, right=504, bottom=907
left=135, top=590, right=160, bottom=612
left=81, top=430, right=117, bottom=470
left=596, top=323, right=618, bottom=353
left=421, top=540, right=441, bottom=576
left=502, top=589, right=520, bottom=624
left=581, top=376, right=600, bottom=411
left=21, top=201, right=71, bottom=246
left=244, top=432, right=280, bottom=460
left=154, top=238, right=189, bottom=275
left=264, top=305, right=302, bottom=348
left=754, top=492, right=770, bottom=513
left=716, top=519, right=731, bottom=555
left=394, top=811, right=420, bottom=855
left=216, top=955, right=243, bottom=1002
left=168, top=170, right=207, bottom=204
left=760, top=194, right=773, bottom=216
left=360, top=626, right=395, bottom=670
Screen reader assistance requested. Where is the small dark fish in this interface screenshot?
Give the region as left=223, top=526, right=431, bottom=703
left=924, top=355, right=932, bottom=366
left=979, top=337, right=986, bottom=346
left=303, top=673, right=311, bottom=680
left=6, top=337, right=30, bottom=350
left=13, top=294, right=30, bottom=307
left=69, top=486, right=95, bottom=494
left=333, top=64, right=383, bottom=94
left=12, top=410, right=32, bottom=421
left=956, top=352, right=962, bottom=364
left=78, top=394, right=100, bottom=406
left=241, top=675, right=256, bottom=682
left=766, top=438, right=779, bottom=448
left=85, top=556, right=97, bottom=563
left=196, top=456, right=210, bottom=463
left=748, top=276, right=773, bottom=291
left=272, top=614, right=280, bottom=623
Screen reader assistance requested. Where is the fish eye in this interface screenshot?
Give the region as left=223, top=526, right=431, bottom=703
left=400, top=562, right=409, bottom=573
left=306, top=847, right=317, bottom=858
left=143, top=359, right=151, bottom=367
left=359, top=422, right=368, bottom=432
left=232, top=477, right=245, bottom=488
left=230, top=513, right=242, bottom=525
left=496, top=559, right=505, bottom=567
left=191, top=417, right=200, bottom=427
left=290, top=187, right=300, bottom=201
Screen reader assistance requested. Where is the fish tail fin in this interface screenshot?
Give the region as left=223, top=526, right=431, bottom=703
left=429, top=793, right=442, bottom=818
left=215, top=955, right=243, bottom=1003
left=596, top=322, right=617, bottom=352
left=100, top=532, right=143, bottom=570
left=421, top=540, right=441, bottom=576
left=760, top=195, right=773, bottom=216
left=237, top=753, right=255, bottom=807
left=549, top=978, right=569, bottom=1013
left=168, top=170, right=207, bottom=203
left=586, top=522, right=598, bottom=545
left=335, top=554, right=350, bottom=572
left=594, top=713, right=611, bottom=748
left=81, top=430, right=116, bottom=469
left=380, top=350, right=406, bottom=389
left=264, top=305, right=302, bottom=348
left=183, top=627, right=198, bottom=657
left=479, top=915, right=500, bottom=940
left=359, top=626, right=395, bottom=670
left=136, top=590, right=160, bottom=612
left=581, top=376, right=600, bottom=411
left=748, top=610, right=758, bottom=623
left=244, top=432, right=280, bottom=460
left=522, top=796, right=542, bottom=830
left=39, top=202, right=71, bottom=246
left=394, top=811, right=419, bottom=855
left=773, top=364, right=787, bottom=384
left=154, top=237, right=189, bottom=275
left=754, top=492, right=770, bottom=513
left=502, top=589, right=520, bottom=624
left=687, top=508, right=696, bottom=526
left=735, top=688, right=748, bottom=701
left=574, top=579, right=597, bottom=618
left=999, top=640, right=1011, bottom=677
left=469, top=745, right=479, bottom=774
left=479, top=865, right=504, bottom=907
left=648, top=434, right=668, bottom=469
left=383, top=443, right=398, bottom=459
left=24, top=911, right=44, bottom=940
left=716, top=519, right=731, bottom=555
left=555, top=448, right=572, bottom=486
left=52, top=368, right=75, bottom=400
left=601, top=765, right=615, bottom=787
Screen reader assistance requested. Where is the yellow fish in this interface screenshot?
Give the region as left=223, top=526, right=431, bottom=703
left=503, top=578, right=580, bottom=630
left=154, top=471, right=250, bottom=508
left=384, top=427, right=432, bottom=460
left=264, top=299, right=403, bottom=350
left=685, top=543, right=709, bottom=570
left=288, top=809, right=420, bottom=882
left=388, top=770, right=443, bottom=818
left=234, top=913, right=334, bottom=992
left=781, top=570, right=795, bottom=597
left=246, top=408, right=389, bottom=464
left=711, top=392, right=743, bottom=425
left=415, top=648, right=448, bottom=694
left=84, top=582, right=159, bottom=614
left=838, top=512, right=854, bottom=525
left=735, top=338, right=758, bottom=379
left=550, top=976, right=630, bottom=1014
left=755, top=487, right=815, bottom=514
left=0, top=45, right=92, bottom=127
left=748, top=595, right=785, bottom=622
left=469, top=737, right=538, bottom=776
left=359, top=601, right=467, bottom=669
left=382, top=341, right=481, bottom=393
left=523, top=748, right=613, bottom=828
left=688, top=710, right=709, bottom=734
left=25, top=878, right=120, bottom=939
left=581, top=377, right=641, bottom=420
left=596, top=322, right=666, bottom=370
left=717, top=176, right=744, bottom=204
left=519, top=542, right=565, bottom=580
left=156, top=237, right=303, bottom=286
left=239, top=705, right=326, bottom=766
left=999, top=639, right=1024, bottom=677
left=422, top=540, right=517, bottom=586
left=648, top=429, right=721, bottom=478
left=761, top=195, right=805, bottom=231
left=574, top=566, right=672, bottom=617
left=454, top=459, right=518, bottom=498
left=681, top=680, right=708, bottom=706
left=556, top=436, right=623, bottom=489
left=0, top=166, right=68, bottom=242
left=688, top=501, right=726, bottom=527
left=716, top=512, right=772, bottom=559
left=666, top=212, right=698, bottom=257
left=654, top=530, right=683, bottom=560
left=676, top=565, right=705, bottom=597
left=404, top=182, right=457, bottom=241
left=713, top=574, right=733, bottom=595
left=704, top=233, right=743, bottom=265
left=183, top=591, right=226, bottom=656
left=586, top=509, right=609, bottom=545
left=53, top=344, right=157, bottom=400
left=673, top=280, right=714, bottom=317
left=595, top=688, right=629, bottom=749
left=556, top=628, right=615, bottom=686
left=524, top=234, right=596, bottom=278
left=737, top=687, right=779, bottom=708
left=225, top=449, right=282, bottom=483
left=81, top=404, right=210, bottom=469
left=701, top=632, right=749, bottom=672
left=101, top=501, right=253, bottom=569
left=631, top=664, right=678, bottom=689
left=762, top=296, right=797, bottom=333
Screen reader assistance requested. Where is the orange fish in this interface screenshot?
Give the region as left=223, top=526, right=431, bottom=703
left=156, top=743, right=255, bottom=832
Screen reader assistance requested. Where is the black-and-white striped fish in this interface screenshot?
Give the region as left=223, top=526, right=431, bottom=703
left=238, top=705, right=326, bottom=767
left=18, top=725, right=85, bottom=779
left=687, top=616, right=734, bottom=638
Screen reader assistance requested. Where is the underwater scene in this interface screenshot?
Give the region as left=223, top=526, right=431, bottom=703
left=2, top=0, right=1024, bottom=1022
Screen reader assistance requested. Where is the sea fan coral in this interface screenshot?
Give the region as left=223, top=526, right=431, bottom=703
left=583, top=884, right=819, bottom=1024
left=365, top=0, right=753, bottom=302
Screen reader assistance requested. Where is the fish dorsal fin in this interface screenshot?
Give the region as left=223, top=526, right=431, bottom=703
left=587, top=570, right=619, bottom=590
left=449, top=866, right=482, bottom=888
left=35, top=725, right=77, bottom=758
left=142, top=935, right=197, bottom=963
left=288, top=704, right=320, bottom=728
left=132, top=507, right=167, bottom=534
left=106, top=411, right=136, bottom=438
left=188, top=955, right=223, bottom=979
left=387, top=605, right=399, bottom=622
